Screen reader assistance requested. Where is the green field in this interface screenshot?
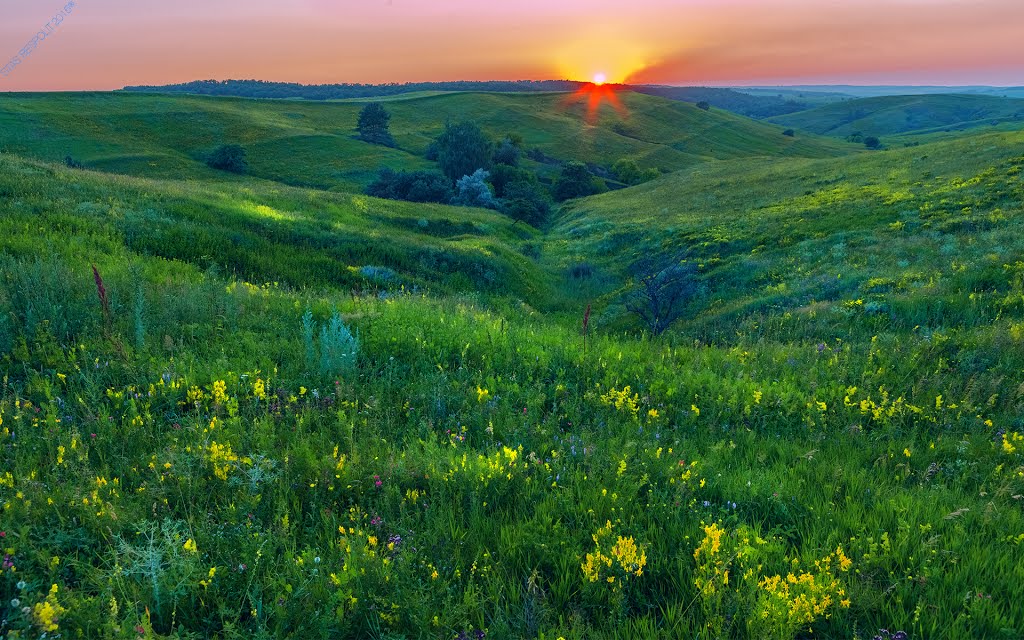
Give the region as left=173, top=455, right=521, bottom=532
left=768, top=94, right=1024, bottom=141
left=1, top=91, right=1023, bottom=640
left=0, top=91, right=854, bottom=193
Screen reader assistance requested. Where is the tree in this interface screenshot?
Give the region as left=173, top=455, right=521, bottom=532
left=782, top=129, right=795, bottom=137
left=451, top=169, right=498, bottom=209
left=696, top=101, right=711, bottom=111
left=356, top=103, right=395, bottom=147
left=433, top=121, right=494, bottom=181
left=553, top=161, right=601, bottom=201
left=624, top=256, right=698, bottom=336
left=493, top=136, right=521, bottom=166
left=206, top=144, right=247, bottom=173
left=366, top=168, right=453, bottom=203
left=611, top=159, right=660, bottom=186
left=864, top=136, right=882, bottom=150
left=500, top=180, right=551, bottom=228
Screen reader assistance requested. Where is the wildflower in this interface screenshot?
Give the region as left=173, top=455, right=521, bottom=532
left=253, top=378, right=267, bottom=401
left=691, top=404, right=700, bottom=417
left=183, top=538, right=198, bottom=553
left=31, top=584, right=66, bottom=633
left=476, top=386, right=490, bottom=403
left=904, top=448, right=911, bottom=458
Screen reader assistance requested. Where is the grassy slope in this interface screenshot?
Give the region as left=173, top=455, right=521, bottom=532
left=768, top=94, right=1024, bottom=138
left=548, top=130, right=1024, bottom=333
left=0, top=153, right=547, bottom=301
left=0, top=91, right=856, bottom=192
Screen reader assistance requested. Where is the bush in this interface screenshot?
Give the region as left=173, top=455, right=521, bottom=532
left=500, top=180, right=552, bottom=227
left=451, top=169, right=498, bottom=209
left=64, top=155, right=84, bottom=169
left=433, top=121, right=494, bottom=181
left=366, top=168, right=454, bottom=203
left=206, top=144, right=247, bottom=173
left=864, top=136, right=882, bottom=150
left=553, top=161, right=602, bottom=201
left=493, top=136, right=521, bottom=166
left=782, top=129, right=795, bottom=137
left=696, top=101, right=711, bottom=111
left=611, top=159, right=660, bottom=186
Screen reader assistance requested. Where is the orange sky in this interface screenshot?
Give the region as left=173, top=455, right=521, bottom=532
left=1, top=0, right=1022, bottom=91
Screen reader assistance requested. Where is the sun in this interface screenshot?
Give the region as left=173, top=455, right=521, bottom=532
left=592, top=72, right=607, bottom=86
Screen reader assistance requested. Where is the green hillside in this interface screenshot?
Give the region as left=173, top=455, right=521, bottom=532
left=768, top=94, right=1024, bottom=139
left=0, top=91, right=855, bottom=193
left=1, top=95, right=1023, bottom=639
left=550, top=129, right=1024, bottom=330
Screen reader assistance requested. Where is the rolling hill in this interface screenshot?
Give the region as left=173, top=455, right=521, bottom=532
left=2, top=93, right=1024, bottom=639
left=0, top=91, right=856, bottom=193
left=768, top=94, right=1024, bottom=139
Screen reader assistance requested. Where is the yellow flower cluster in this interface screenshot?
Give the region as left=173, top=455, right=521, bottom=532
left=212, top=380, right=228, bottom=405
left=207, top=441, right=239, bottom=480
left=599, top=386, right=640, bottom=420
left=581, top=520, right=647, bottom=586
left=253, top=378, right=267, bottom=401
left=1003, top=431, right=1022, bottom=454
left=751, top=546, right=852, bottom=638
left=32, top=584, right=66, bottom=633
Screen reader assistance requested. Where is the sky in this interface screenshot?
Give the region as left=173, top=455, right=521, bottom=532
left=1, top=0, right=1023, bottom=91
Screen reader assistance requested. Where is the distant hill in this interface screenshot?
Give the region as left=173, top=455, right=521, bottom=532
left=767, top=94, right=1024, bottom=138
left=627, top=86, right=817, bottom=118
left=121, top=78, right=587, bottom=99
left=745, top=85, right=1024, bottom=99
left=0, top=91, right=855, bottom=193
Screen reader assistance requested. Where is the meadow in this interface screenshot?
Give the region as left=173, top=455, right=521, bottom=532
left=0, top=90, right=1022, bottom=639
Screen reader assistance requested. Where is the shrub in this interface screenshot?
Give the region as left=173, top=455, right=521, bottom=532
left=553, top=161, right=602, bottom=201
left=451, top=169, right=498, bottom=209
left=782, top=129, right=796, bottom=137
left=366, top=168, right=453, bottom=203
left=500, top=180, right=552, bottom=227
left=493, top=136, right=521, bottom=166
left=206, top=144, right=247, bottom=173
left=696, top=101, right=711, bottom=111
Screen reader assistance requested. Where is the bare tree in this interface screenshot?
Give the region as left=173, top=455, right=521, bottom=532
left=624, top=255, right=697, bottom=336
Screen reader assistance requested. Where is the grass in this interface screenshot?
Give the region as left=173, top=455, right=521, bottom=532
left=0, top=92, right=1023, bottom=639
left=768, top=94, right=1024, bottom=140
left=0, top=91, right=856, bottom=193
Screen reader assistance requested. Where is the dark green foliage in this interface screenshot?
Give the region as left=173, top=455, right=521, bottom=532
left=356, top=102, right=396, bottom=147
left=493, top=136, right=521, bottom=166
left=782, top=129, right=795, bottom=137
left=553, top=161, right=602, bottom=201
left=366, top=168, right=454, bottom=203
left=864, top=136, right=882, bottom=149
left=500, top=180, right=552, bottom=228
left=696, top=101, right=711, bottom=111
left=64, top=155, right=84, bottom=169
left=611, top=159, right=660, bottom=186
left=206, top=144, right=247, bottom=173
left=487, top=164, right=536, bottom=198
left=433, top=121, right=494, bottom=181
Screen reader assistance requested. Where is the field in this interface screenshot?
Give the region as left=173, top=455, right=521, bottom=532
left=768, top=94, right=1024, bottom=141
left=1, top=90, right=1023, bottom=640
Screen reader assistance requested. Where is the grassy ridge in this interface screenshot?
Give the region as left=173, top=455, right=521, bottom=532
left=768, top=94, right=1024, bottom=139
left=0, top=92, right=855, bottom=193
left=0, top=153, right=547, bottom=301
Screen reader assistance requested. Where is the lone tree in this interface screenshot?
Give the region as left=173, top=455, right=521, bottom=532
left=206, top=144, right=247, bottom=173
left=451, top=169, right=498, bottom=209
left=357, top=103, right=396, bottom=146
left=624, top=255, right=698, bottom=336
left=433, top=121, right=493, bottom=181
